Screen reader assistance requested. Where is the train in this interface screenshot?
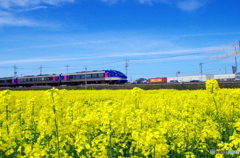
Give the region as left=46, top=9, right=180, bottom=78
left=235, top=72, right=240, bottom=81
left=0, top=70, right=127, bottom=87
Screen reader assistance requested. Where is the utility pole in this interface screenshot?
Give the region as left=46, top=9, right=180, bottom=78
left=39, top=65, right=43, bottom=75
left=235, top=46, right=237, bottom=73
left=20, top=73, right=25, bottom=77
left=66, top=65, right=69, bottom=73
left=176, top=71, right=180, bottom=81
left=236, top=40, right=240, bottom=73
left=125, top=59, right=129, bottom=76
left=85, top=66, right=87, bottom=90
left=199, top=63, right=203, bottom=81
left=13, top=65, right=17, bottom=78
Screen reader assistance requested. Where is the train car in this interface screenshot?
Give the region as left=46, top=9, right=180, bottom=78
left=147, top=77, right=167, bottom=83
left=104, top=70, right=127, bottom=84
left=0, top=77, right=14, bottom=87
left=60, top=70, right=127, bottom=85
left=0, top=70, right=127, bottom=87
left=235, top=72, right=240, bottom=81
left=16, top=74, right=60, bottom=87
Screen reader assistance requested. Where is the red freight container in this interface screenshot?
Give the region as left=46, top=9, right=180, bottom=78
left=148, top=77, right=167, bottom=83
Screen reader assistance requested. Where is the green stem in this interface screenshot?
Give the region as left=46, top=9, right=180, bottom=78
left=109, top=120, right=113, bottom=158
left=53, top=104, right=60, bottom=158
left=6, top=104, right=9, bottom=135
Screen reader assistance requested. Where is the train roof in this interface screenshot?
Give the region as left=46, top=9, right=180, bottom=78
left=61, top=70, right=105, bottom=76
left=0, top=77, right=13, bottom=79
left=20, top=74, right=59, bottom=78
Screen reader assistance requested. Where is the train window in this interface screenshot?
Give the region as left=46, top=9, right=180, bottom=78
left=87, top=74, right=91, bottom=78
left=69, top=76, right=73, bottom=79
left=75, top=75, right=80, bottom=79
left=116, top=71, right=125, bottom=76
left=98, top=73, right=104, bottom=78
left=235, top=72, right=240, bottom=80
left=80, top=75, right=85, bottom=78
left=92, top=74, right=98, bottom=78
left=0, top=80, right=11, bottom=83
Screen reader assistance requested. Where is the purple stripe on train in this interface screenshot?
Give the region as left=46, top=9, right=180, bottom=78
left=104, top=73, right=108, bottom=77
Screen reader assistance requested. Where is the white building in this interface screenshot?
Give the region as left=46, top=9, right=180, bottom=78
left=167, top=73, right=235, bottom=82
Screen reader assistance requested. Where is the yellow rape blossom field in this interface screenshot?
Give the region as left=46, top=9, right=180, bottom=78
left=0, top=79, right=240, bottom=158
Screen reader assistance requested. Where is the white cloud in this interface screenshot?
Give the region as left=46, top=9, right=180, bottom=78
left=0, top=0, right=74, bottom=27
left=138, top=0, right=164, bottom=5
left=0, top=57, right=84, bottom=65
left=17, top=6, right=48, bottom=12
left=0, top=11, right=38, bottom=26
left=0, top=0, right=74, bottom=9
left=100, top=0, right=119, bottom=4
left=0, top=47, right=210, bottom=65
left=0, top=10, right=60, bottom=27
left=98, top=0, right=208, bottom=11
left=136, top=0, right=208, bottom=11
left=176, top=0, right=206, bottom=11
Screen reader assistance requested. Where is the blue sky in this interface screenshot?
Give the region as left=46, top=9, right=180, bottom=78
left=0, top=0, right=240, bottom=81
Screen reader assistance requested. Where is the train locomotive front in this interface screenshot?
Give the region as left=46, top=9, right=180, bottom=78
left=104, top=70, right=128, bottom=84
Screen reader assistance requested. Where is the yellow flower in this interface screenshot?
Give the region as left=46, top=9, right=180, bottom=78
left=205, top=79, right=220, bottom=93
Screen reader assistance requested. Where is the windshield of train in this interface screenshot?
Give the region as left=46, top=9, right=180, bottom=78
left=115, top=71, right=126, bottom=77
left=235, top=72, right=240, bottom=80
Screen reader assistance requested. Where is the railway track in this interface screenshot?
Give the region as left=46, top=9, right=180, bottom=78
left=0, top=81, right=240, bottom=90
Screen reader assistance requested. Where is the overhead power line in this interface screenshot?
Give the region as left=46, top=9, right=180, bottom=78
left=1, top=41, right=238, bottom=77
left=206, top=45, right=238, bottom=53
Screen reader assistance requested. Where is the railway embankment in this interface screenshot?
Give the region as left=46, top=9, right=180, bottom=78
left=1, top=82, right=240, bottom=90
